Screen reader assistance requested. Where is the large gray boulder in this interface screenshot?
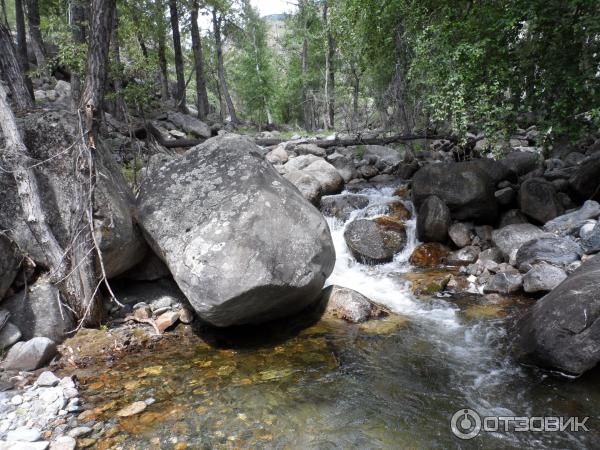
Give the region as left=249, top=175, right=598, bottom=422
left=2, top=279, right=75, bottom=343
left=0, top=235, right=20, bottom=301
left=284, top=171, right=322, bottom=205
left=137, top=134, right=335, bottom=327
left=416, top=196, right=451, bottom=243
left=491, top=223, right=549, bottom=259
left=344, top=218, right=407, bottom=264
left=519, top=178, right=564, bottom=224
left=412, top=162, right=497, bottom=222
left=515, top=236, right=583, bottom=271
left=0, top=111, right=146, bottom=279
left=543, top=200, right=600, bottom=235
left=501, top=151, right=541, bottom=176
left=516, top=254, right=600, bottom=376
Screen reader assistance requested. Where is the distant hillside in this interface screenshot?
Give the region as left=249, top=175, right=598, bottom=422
left=263, top=13, right=288, bottom=22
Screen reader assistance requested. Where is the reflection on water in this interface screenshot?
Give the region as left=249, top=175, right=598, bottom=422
left=72, top=187, right=600, bottom=449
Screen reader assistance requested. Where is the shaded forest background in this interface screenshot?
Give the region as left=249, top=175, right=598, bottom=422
left=1, top=0, right=599, bottom=141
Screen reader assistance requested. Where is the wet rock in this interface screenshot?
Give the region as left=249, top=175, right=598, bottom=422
left=483, top=272, right=523, bottom=294
left=516, top=254, right=600, bottom=376
left=0, top=443, right=49, bottom=450
left=1, top=337, right=57, bottom=370
left=36, top=371, right=60, bottom=388
left=515, top=236, right=583, bottom=271
left=491, top=223, right=548, bottom=259
left=266, top=145, right=289, bottom=165
left=344, top=218, right=407, bottom=265
left=67, top=427, right=92, bottom=438
left=320, top=194, right=369, bottom=221
left=155, top=311, right=180, bottom=333
left=321, top=286, right=385, bottom=323
left=137, top=135, right=335, bottom=327
left=446, top=246, right=480, bottom=266
left=519, top=178, right=564, bottom=224
left=543, top=200, right=600, bottom=235
left=2, top=280, right=74, bottom=343
left=284, top=171, right=322, bottom=204
left=412, top=162, right=498, bottom=222
left=294, top=143, right=326, bottom=158
left=523, top=263, right=568, bottom=293
left=448, top=223, right=472, bottom=248
left=409, top=243, right=451, bottom=268
left=416, top=196, right=451, bottom=243
left=116, top=401, right=147, bottom=417
left=404, top=272, right=451, bottom=296
left=388, top=201, right=411, bottom=221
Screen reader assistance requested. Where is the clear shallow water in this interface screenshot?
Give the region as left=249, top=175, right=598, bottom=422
left=74, top=187, right=600, bottom=449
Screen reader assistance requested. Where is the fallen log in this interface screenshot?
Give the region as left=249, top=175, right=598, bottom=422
left=146, top=121, right=204, bottom=149
left=254, top=134, right=452, bottom=148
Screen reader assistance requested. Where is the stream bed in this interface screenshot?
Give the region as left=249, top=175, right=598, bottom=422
left=69, top=187, right=600, bottom=449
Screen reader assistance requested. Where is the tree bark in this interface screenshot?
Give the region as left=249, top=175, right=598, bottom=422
left=14, top=0, right=33, bottom=98
left=168, top=0, right=187, bottom=112
left=69, top=0, right=86, bottom=109
left=25, top=0, right=45, bottom=70
left=323, top=0, right=335, bottom=129
left=0, top=22, right=33, bottom=108
left=0, top=84, right=102, bottom=326
left=81, top=0, right=115, bottom=147
left=212, top=8, right=238, bottom=124
left=110, top=8, right=126, bottom=122
left=191, top=0, right=209, bottom=119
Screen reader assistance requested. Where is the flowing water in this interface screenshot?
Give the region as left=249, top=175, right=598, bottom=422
left=72, top=187, right=600, bottom=449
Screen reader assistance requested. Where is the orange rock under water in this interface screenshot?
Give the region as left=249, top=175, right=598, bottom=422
left=409, top=243, right=451, bottom=268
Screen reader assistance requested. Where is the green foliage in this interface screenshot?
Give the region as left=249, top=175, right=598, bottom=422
left=229, top=2, right=276, bottom=125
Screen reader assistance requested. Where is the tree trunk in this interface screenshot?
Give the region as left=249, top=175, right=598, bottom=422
left=110, top=8, right=125, bottom=122
left=0, top=84, right=102, bottom=325
left=0, top=22, right=33, bottom=108
left=157, top=28, right=169, bottom=101
left=1, top=0, right=9, bottom=30
left=301, top=35, right=312, bottom=131
left=323, top=0, right=335, bottom=129
left=81, top=0, right=115, bottom=147
left=69, top=0, right=86, bottom=109
left=14, top=0, right=33, bottom=98
left=212, top=9, right=238, bottom=124
left=191, top=0, right=209, bottom=120
left=25, top=0, right=45, bottom=70
left=168, top=0, right=187, bottom=112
